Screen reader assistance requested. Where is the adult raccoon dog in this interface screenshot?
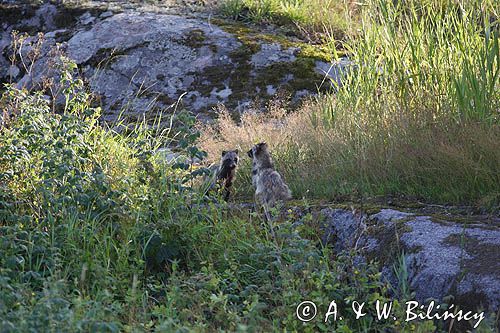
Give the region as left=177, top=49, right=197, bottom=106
left=247, top=142, right=291, bottom=209
left=206, top=149, right=239, bottom=201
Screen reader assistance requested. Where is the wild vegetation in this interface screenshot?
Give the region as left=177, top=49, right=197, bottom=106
left=204, top=0, right=500, bottom=209
left=0, top=61, right=451, bottom=332
left=220, top=0, right=360, bottom=41
left=0, top=0, right=499, bottom=332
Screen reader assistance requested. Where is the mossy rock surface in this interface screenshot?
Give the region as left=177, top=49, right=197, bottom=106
left=316, top=206, right=500, bottom=313
left=1, top=5, right=345, bottom=122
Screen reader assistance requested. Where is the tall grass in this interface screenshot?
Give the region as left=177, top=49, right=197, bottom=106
left=319, top=0, right=500, bottom=204
left=220, top=0, right=360, bottom=40
left=202, top=0, right=500, bottom=207
left=331, top=0, right=499, bottom=124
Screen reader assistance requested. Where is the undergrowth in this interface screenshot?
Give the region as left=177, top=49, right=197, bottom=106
left=0, top=57, right=481, bottom=331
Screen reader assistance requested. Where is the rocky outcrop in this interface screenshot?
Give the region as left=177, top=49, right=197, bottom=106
left=320, top=207, right=500, bottom=313
left=1, top=1, right=348, bottom=122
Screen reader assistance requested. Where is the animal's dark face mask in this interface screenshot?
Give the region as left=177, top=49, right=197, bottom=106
left=222, top=150, right=239, bottom=170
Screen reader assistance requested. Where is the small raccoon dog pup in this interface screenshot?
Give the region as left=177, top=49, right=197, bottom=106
left=247, top=142, right=291, bottom=209
left=206, top=149, right=239, bottom=201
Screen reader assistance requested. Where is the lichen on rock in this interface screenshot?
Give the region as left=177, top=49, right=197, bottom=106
left=1, top=5, right=344, bottom=122
left=319, top=207, right=500, bottom=313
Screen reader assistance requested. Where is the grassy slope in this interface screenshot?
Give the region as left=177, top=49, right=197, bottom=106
left=0, top=82, right=450, bottom=332
left=0, top=0, right=499, bottom=331
left=201, top=0, right=500, bottom=209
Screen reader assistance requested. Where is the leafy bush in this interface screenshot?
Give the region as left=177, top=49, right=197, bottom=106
left=0, top=59, right=212, bottom=330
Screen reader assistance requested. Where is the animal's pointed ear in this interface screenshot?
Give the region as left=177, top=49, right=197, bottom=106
left=256, top=142, right=267, bottom=151
left=222, top=150, right=227, bottom=156
left=247, top=149, right=253, bottom=158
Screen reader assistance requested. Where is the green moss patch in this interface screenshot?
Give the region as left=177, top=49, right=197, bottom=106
left=188, top=18, right=336, bottom=113
left=183, top=29, right=206, bottom=48
left=443, top=234, right=500, bottom=276
left=364, top=216, right=413, bottom=266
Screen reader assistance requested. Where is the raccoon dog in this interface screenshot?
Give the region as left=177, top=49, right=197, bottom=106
left=207, top=149, right=239, bottom=201
left=247, top=142, right=291, bottom=209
